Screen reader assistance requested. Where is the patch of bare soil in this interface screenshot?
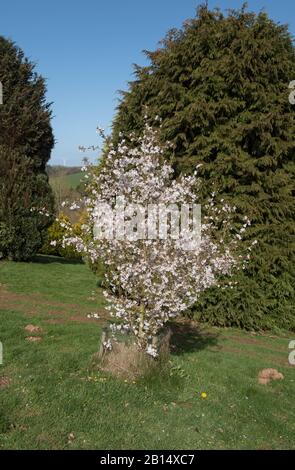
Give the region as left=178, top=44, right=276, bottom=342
left=225, top=334, right=287, bottom=353
left=0, top=283, right=107, bottom=324
left=226, top=335, right=264, bottom=346
left=43, top=315, right=102, bottom=324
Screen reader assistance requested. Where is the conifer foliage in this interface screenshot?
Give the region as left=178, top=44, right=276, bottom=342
left=112, top=5, right=295, bottom=330
left=0, top=37, right=54, bottom=260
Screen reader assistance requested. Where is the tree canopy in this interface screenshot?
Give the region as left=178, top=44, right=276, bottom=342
left=0, top=36, right=55, bottom=260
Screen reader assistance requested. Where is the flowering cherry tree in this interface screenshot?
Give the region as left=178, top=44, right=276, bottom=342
left=60, top=123, right=253, bottom=357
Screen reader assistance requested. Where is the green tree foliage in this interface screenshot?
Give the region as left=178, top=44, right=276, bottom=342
left=112, top=5, right=295, bottom=331
left=0, top=37, right=55, bottom=260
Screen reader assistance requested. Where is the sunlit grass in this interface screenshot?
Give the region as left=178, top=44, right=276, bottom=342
left=0, top=257, right=294, bottom=449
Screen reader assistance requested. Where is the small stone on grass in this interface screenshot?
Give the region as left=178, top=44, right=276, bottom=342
left=258, top=368, right=284, bottom=385
left=25, top=324, right=43, bottom=333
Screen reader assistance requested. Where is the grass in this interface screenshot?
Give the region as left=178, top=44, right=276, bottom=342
left=0, top=256, right=294, bottom=449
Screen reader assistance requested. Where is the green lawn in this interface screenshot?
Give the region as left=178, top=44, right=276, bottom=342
left=0, top=256, right=294, bottom=449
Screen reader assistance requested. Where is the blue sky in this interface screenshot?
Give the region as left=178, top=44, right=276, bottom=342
left=1, top=0, right=295, bottom=166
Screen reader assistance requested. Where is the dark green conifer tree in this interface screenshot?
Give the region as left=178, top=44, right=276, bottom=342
left=0, top=37, right=55, bottom=260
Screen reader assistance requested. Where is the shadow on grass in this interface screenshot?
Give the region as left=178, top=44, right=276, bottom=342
left=169, top=321, right=219, bottom=355
left=32, top=254, right=84, bottom=265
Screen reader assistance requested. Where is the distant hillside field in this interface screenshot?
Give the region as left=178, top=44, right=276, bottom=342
left=50, top=171, right=84, bottom=191
left=47, top=167, right=84, bottom=211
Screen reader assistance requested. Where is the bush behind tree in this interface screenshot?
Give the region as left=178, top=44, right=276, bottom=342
left=40, top=212, right=83, bottom=260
